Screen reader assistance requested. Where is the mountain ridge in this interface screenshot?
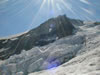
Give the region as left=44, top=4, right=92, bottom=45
left=0, top=15, right=77, bottom=60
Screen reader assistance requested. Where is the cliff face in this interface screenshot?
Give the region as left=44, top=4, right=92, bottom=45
left=0, top=15, right=76, bottom=60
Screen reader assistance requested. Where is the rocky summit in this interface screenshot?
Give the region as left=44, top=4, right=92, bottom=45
left=0, top=15, right=76, bottom=60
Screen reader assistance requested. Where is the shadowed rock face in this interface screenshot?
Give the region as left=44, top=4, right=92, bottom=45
left=0, top=15, right=76, bottom=60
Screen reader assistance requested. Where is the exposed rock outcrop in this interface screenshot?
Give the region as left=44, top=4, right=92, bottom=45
left=0, top=15, right=76, bottom=60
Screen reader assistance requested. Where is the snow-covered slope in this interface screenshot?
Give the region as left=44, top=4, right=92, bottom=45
left=29, top=47, right=100, bottom=75
left=0, top=34, right=85, bottom=75
left=0, top=22, right=100, bottom=75
left=29, top=23, right=100, bottom=75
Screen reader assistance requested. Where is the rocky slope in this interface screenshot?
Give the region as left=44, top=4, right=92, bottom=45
left=0, top=15, right=77, bottom=60
left=0, top=17, right=100, bottom=75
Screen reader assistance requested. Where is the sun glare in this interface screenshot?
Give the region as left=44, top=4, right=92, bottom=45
left=27, top=0, right=98, bottom=30
left=29, top=0, right=72, bottom=27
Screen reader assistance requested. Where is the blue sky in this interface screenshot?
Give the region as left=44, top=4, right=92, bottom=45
left=0, top=0, right=100, bottom=37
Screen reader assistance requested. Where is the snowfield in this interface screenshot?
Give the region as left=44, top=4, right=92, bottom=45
left=0, top=22, right=100, bottom=75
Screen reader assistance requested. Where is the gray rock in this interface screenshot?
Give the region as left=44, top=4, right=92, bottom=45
left=0, top=15, right=75, bottom=60
left=16, top=72, right=24, bottom=75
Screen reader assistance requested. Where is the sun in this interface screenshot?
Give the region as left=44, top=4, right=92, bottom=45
left=28, top=0, right=74, bottom=29
left=28, top=0, right=95, bottom=29
left=40, top=0, right=73, bottom=16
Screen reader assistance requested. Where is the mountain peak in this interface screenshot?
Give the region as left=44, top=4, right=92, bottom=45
left=0, top=15, right=76, bottom=60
